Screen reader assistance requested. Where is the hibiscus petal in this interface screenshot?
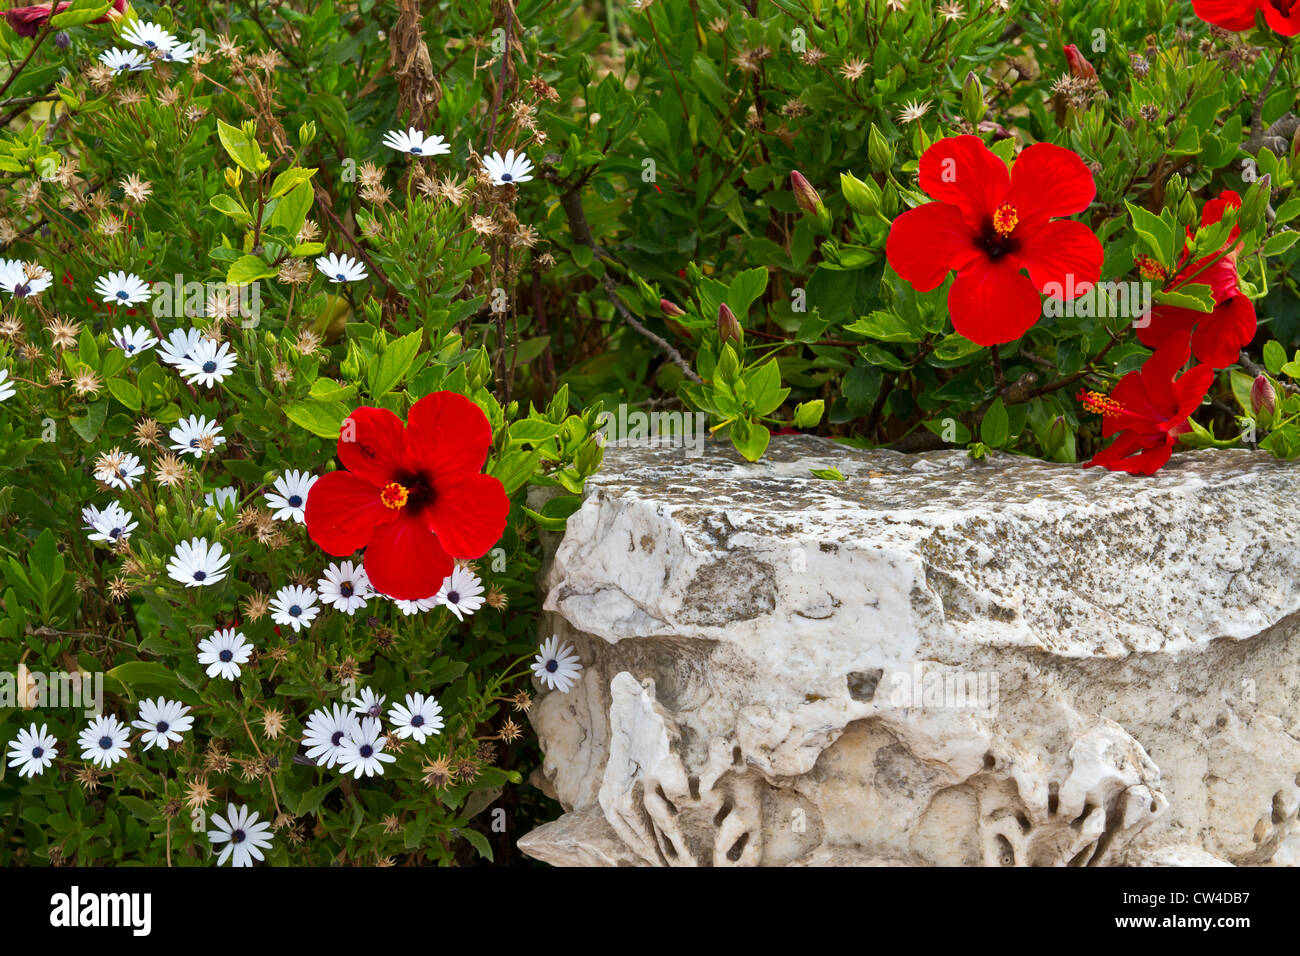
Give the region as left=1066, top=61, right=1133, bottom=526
left=1014, top=218, right=1103, bottom=297
left=337, top=407, right=406, bottom=486
left=1007, top=143, right=1096, bottom=224
left=428, top=473, right=510, bottom=558
left=947, top=259, right=1043, bottom=345
left=1192, top=0, right=1261, bottom=30
left=305, top=471, right=395, bottom=556
left=1191, top=294, right=1256, bottom=368
left=405, top=391, right=494, bottom=480
left=1173, top=364, right=1216, bottom=420
left=1135, top=305, right=1197, bottom=353
left=364, top=515, right=454, bottom=600
left=885, top=202, right=979, bottom=291
left=918, top=135, right=1010, bottom=224
left=1262, top=1, right=1300, bottom=35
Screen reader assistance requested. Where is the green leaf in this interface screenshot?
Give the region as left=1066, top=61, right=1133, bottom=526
left=269, top=166, right=317, bottom=198
left=69, top=400, right=107, bottom=442
left=49, top=0, right=111, bottom=28
left=1262, top=231, right=1300, bottom=256
left=743, top=360, right=787, bottom=416
left=1152, top=285, right=1216, bottom=313
left=226, top=254, right=277, bottom=285
left=284, top=399, right=349, bottom=438
left=981, top=397, right=1009, bottom=448
left=1125, top=201, right=1177, bottom=267
left=845, top=310, right=922, bottom=343
left=489, top=449, right=542, bottom=494
left=209, top=194, right=252, bottom=223
left=810, top=467, right=845, bottom=480
left=521, top=493, right=583, bottom=530
left=269, top=181, right=313, bottom=237
left=729, top=416, right=770, bottom=461
left=508, top=418, right=564, bottom=444
left=368, top=330, right=423, bottom=397
left=1264, top=340, right=1287, bottom=375
left=105, top=378, right=142, bottom=411
left=216, top=119, right=268, bottom=174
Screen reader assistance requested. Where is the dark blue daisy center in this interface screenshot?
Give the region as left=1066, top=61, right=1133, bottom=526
left=231, top=828, right=245, bottom=843
left=331, top=731, right=345, bottom=745
left=340, top=582, right=354, bottom=597
left=336, top=273, right=346, bottom=281
left=219, top=648, right=233, bottom=662
left=192, top=570, right=207, bottom=581
left=155, top=721, right=169, bottom=733
left=447, top=590, right=460, bottom=603
left=202, top=360, right=217, bottom=373
left=410, top=146, right=422, bottom=154
left=359, top=744, right=374, bottom=758
left=546, top=659, right=558, bottom=673
left=501, top=173, right=513, bottom=182
left=289, top=604, right=302, bottom=616
left=411, top=715, right=425, bottom=727
left=288, top=494, right=303, bottom=507
left=31, top=746, right=43, bottom=758
left=116, top=290, right=129, bottom=299
left=98, top=735, right=113, bottom=750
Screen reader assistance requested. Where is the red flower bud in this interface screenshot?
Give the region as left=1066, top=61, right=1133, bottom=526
left=1063, top=44, right=1098, bottom=81
left=1251, top=373, right=1276, bottom=417
left=3, top=0, right=123, bottom=37
left=660, top=298, right=686, bottom=317
left=790, top=170, right=822, bottom=217
left=717, top=303, right=742, bottom=344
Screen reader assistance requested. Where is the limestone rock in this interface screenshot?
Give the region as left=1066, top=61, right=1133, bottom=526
left=521, top=436, right=1300, bottom=866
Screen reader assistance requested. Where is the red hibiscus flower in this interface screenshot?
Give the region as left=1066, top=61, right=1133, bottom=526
left=1137, top=190, right=1256, bottom=369
left=4, top=0, right=124, bottom=37
left=304, top=391, right=509, bottom=600
left=1080, top=337, right=1215, bottom=475
left=1193, top=0, right=1300, bottom=34
left=885, top=135, right=1103, bottom=346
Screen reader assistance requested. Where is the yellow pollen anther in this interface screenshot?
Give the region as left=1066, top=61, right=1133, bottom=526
left=992, top=202, right=1018, bottom=237
left=1078, top=389, right=1124, bottom=419
left=380, top=481, right=409, bottom=510
left=1134, top=254, right=1166, bottom=281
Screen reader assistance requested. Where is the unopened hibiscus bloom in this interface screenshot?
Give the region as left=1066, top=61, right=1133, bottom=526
left=1137, top=190, right=1256, bottom=369
left=1081, top=338, right=1215, bottom=475
left=885, top=135, right=1103, bottom=345
left=1193, top=0, right=1300, bottom=34
left=3, top=0, right=124, bottom=37
left=304, top=392, right=509, bottom=600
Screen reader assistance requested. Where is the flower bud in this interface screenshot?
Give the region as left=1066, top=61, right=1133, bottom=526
left=717, top=303, right=742, bottom=345
left=840, top=171, right=880, bottom=215
left=867, top=123, right=893, bottom=174
left=224, top=166, right=243, bottom=189
left=1251, top=373, right=1276, bottom=418
left=660, top=298, right=686, bottom=317
left=962, top=71, right=985, bottom=125
left=791, top=170, right=832, bottom=231
left=1062, top=44, right=1098, bottom=80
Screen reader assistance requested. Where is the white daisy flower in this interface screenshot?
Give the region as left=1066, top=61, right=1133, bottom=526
left=167, top=536, right=230, bottom=587
left=197, top=627, right=253, bottom=680
left=350, top=687, right=386, bottom=720
left=132, top=697, right=193, bottom=751
left=435, top=565, right=485, bottom=622
left=317, top=560, right=371, bottom=615
left=177, top=337, right=237, bottom=389
left=315, top=252, right=367, bottom=283
left=78, top=714, right=130, bottom=768
left=0, top=369, right=14, bottom=403
left=387, top=692, right=444, bottom=743
left=204, top=486, right=239, bottom=510
left=264, top=470, right=317, bottom=523
left=483, top=149, right=534, bottom=185
left=93, top=451, right=144, bottom=490
left=382, top=126, right=451, bottom=157
left=94, top=271, right=152, bottom=306
left=110, top=325, right=158, bottom=357
left=208, top=803, right=273, bottom=867
left=99, top=47, right=151, bottom=73
left=532, top=634, right=583, bottom=692
left=391, top=595, right=439, bottom=615
left=156, top=327, right=204, bottom=367
left=121, top=20, right=179, bottom=52
left=7, top=723, right=57, bottom=778
left=336, top=717, right=396, bottom=778
left=85, top=501, right=137, bottom=545
left=158, top=42, right=194, bottom=63
left=169, top=414, right=225, bottom=458
left=0, top=261, right=52, bottom=300
left=270, top=585, right=319, bottom=632
left=302, top=703, right=360, bottom=769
